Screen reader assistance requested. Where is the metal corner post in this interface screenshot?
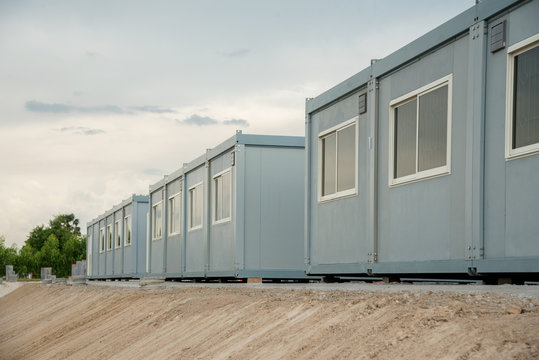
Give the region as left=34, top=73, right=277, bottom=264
left=234, top=143, right=246, bottom=271
left=304, top=104, right=312, bottom=267
left=204, top=156, right=211, bottom=275
left=182, top=174, right=188, bottom=273
left=368, top=78, right=379, bottom=264
left=163, top=187, right=168, bottom=274
left=465, top=21, right=487, bottom=265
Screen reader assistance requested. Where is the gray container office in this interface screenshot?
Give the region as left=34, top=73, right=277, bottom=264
left=305, top=0, right=539, bottom=279
left=87, top=195, right=149, bottom=279
left=146, top=131, right=306, bottom=279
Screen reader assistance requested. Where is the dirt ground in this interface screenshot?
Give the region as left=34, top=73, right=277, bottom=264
left=0, top=283, right=538, bottom=360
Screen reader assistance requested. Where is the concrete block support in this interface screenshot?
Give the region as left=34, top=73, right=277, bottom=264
left=70, top=260, right=87, bottom=285
left=41, top=267, right=52, bottom=281
left=6, top=265, right=18, bottom=282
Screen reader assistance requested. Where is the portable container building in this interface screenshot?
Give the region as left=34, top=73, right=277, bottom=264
left=305, top=0, right=539, bottom=280
left=146, top=130, right=307, bottom=279
left=87, top=195, right=149, bottom=279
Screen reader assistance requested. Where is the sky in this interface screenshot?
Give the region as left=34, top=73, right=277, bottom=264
left=0, top=0, right=474, bottom=248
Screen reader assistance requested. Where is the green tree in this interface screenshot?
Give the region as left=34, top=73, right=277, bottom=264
left=24, top=214, right=86, bottom=278
left=0, top=236, right=18, bottom=277
left=1, top=214, right=86, bottom=279
left=41, top=234, right=61, bottom=272
left=16, top=244, right=41, bottom=277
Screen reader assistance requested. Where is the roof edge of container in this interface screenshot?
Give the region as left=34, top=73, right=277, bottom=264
left=86, top=194, right=147, bottom=226
left=305, top=0, right=523, bottom=115
left=149, top=176, right=168, bottom=193
left=164, top=167, right=184, bottom=185
left=237, top=131, right=305, bottom=148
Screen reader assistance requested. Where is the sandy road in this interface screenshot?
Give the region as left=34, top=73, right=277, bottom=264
left=0, top=282, right=538, bottom=359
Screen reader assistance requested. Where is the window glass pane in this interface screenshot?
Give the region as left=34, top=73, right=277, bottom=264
left=124, top=217, right=131, bottom=245
left=100, top=229, right=105, bottom=251
left=394, top=99, right=417, bottom=178
left=337, top=124, right=356, bottom=192
left=190, top=185, right=202, bottom=228
left=115, top=222, right=120, bottom=247
left=196, top=185, right=202, bottom=226
left=168, top=198, right=173, bottom=234
left=157, top=203, right=162, bottom=237
left=322, top=133, right=336, bottom=196
left=222, top=172, right=231, bottom=219
left=215, top=177, right=223, bottom=220
left=174, top=195, right=181, bottom=233
left=418, top=85, right=448, bottom=171
left=107, top=225, right=112, bottom=249
left=189, top=190, right=195, bottom=228
left=152, top=207, right=156, bottom=237
left=153, top=203, right=162, bottom=238
left=127, top=217, right=131, bottom=244
left=513, top=46, right=539, bottom=149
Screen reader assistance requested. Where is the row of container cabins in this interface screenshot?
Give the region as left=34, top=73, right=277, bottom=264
left=87, top=133, right=307, bottom=280
left=87, top=0, right=539, bottom=283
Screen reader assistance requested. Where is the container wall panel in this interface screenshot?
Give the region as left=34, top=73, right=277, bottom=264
left=376, top=35, right=468, bottom=264
left=185, top=166, right=206, bottom=273
left=165, top=178, right=183, bottom=274
left=483, top=1, right=539, bottom=261
left=150, top=188, right=165, bottom=275
left=136, top=201, right=149, bottom=274
left=114, top=209, right=123, bottom=275
left=309, top=91, right=370, bottom=265
left=245, top=146, right=305, bottom=270
left=123, top=203, right=134, bottom=275
left=98, top=220, right=106, bottom=275
left=105, top=215, right=114, bottom=275
left=209, top=151, right=235, bottom=272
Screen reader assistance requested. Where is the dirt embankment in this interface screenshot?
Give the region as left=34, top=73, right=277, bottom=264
left=0, top=283, right=538, bottom=359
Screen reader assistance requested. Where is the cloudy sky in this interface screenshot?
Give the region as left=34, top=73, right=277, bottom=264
left=0, top=0, right=473, bottom=248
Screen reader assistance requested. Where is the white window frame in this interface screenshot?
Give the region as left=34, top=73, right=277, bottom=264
left=388, top=74, right=453, bottom=187
left=124, top=215, right=132, bottom=247
left=168, top=192, right=182, bottom=235
left=212, top=168, right=232, bottom=224
left=188, top=182, right=203, bottom=232
left=505, top=33, right=539, bottom=160
left=114, top=220, right=121, bottom=249
left=99, top=228, right=105, bottom=253
left=152, top=201, right=163, bottom=241
left=106, top=224, right=113, bottom=251
left=318, top=116, right=359, bottom=202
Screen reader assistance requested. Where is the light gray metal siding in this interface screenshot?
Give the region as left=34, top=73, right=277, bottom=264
left=113, top=209, right=123, bottom=275
left=377, top=35, right=468, bottom=264
left=244, top=146, right=305, bottom=271
left=306, top=0, right=538, bottom=276
left=209, top=151, right=235, bottom=272
left=98, top=220, right=106, bottom=275
left=483, top=2, right=539, bottom=266
left=105, top=215, right=114, bottom=276
left=87, top=223, right=100, bottom=277
left=309, top=92, right=371, bottom=265
left=123, top=203, right=133, bottom=275
left=149, top=188, right=164, bottom=275
left=87, top=195, right=148, bottom=279
left=135, top=200, right=148, bottom=275
left=166, top=178, right=183, bottom=274
left=185, top=166, right=206, bottom=274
